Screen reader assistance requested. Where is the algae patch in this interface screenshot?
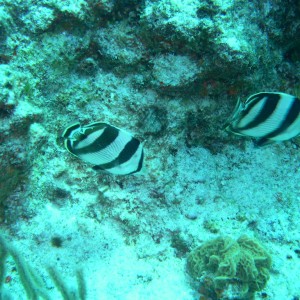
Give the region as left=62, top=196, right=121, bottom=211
left=187, top=235, right=272, bottom=299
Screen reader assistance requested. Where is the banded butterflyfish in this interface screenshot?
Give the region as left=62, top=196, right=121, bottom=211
left=225, top=92, right=300, bottom=146
left=62, top=122, right=144, bottom=175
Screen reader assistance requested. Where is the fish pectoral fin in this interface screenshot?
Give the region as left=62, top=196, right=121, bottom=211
left=255, top=137, right=276, bottom=147
left=222, top=122, right=231, bottom=131
left=225, top=127, right=245, bottom=137
left=92, top=165, right=105, bottom=172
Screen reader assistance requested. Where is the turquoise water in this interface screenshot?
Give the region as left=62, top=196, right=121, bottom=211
left=0, top=0, right=299, bottom=299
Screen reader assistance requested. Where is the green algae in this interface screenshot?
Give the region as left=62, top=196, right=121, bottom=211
left=187, top=235, right=272, bottom=299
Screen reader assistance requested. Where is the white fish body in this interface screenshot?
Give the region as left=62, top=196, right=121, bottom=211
left=62, top=122, right=144, bottom=175
left=225, top=92, right=300, bottom=146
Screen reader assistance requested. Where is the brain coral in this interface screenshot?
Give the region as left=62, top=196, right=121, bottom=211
left=186, top=235, right=272, bottom=300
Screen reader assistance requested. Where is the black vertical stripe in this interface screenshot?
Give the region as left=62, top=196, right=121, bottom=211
left=65, top=140, right=76, bottom=154
left=134, top=149, right=144, bottom=173
left=238, top=93, right=281, bottom=130
left=96, top=138, right=141, bottom=170
left=117, top=138, right=140, bottom=165
left=62, top=122, right=80, bottom=138
left=75, top=125, right=119, bottom=155
left=259, top=96, right=300, bottom=139
left=92, top=146, right=143, bottom=174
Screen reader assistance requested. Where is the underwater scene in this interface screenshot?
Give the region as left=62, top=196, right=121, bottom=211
left=0, top=0, right=300, bottom=299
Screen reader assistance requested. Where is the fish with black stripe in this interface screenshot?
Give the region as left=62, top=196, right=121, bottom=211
left=62, top=122, right=144, bottom=175
left=225, top=92, right=300, bottom=146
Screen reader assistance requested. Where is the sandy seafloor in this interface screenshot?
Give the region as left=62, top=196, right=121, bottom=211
left=0, top=0, right=300, bottom=299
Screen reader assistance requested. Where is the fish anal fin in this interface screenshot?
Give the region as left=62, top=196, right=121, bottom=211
left=255, top=138, right=276, bottom=147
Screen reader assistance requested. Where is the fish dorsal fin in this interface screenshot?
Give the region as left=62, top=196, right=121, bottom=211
left=223, top=97, right=244, bottom=130
left=83, top=122, right=107, bottom=130
left=81, top=122, right=107, bottom=137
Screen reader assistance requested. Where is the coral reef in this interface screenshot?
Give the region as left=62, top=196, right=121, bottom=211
left=150, top=54, right=199, bottom=95
left=187, top=236, right=272, bottom=299
left=95, top=21, right=146, bottom=67
left=0, top=0, right=299, bottom=298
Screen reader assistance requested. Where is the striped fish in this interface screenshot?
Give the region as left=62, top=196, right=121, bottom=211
left=62, top=122, right=144, bottom=175
left=225, top=92, right=300, bottom=146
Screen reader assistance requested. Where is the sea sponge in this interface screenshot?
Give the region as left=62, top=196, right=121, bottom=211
left=186, top=236, right=272, bottom=300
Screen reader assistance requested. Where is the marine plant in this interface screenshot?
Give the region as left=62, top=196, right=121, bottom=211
left=186, top=235, right=272, bottom=300
left=0, top=236, right=87, bottom=300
